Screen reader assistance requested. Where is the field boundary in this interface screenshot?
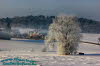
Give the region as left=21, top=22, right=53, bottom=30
left=80, top=41, right=100, bottom=45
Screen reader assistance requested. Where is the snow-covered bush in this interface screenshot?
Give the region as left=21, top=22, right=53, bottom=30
left=45, top=15, right=81, bottom=55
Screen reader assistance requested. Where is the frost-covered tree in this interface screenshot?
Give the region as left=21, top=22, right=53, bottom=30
left=45, top=15, right=81, bottom=55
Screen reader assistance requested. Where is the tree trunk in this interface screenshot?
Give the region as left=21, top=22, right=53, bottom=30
left=57, top=43, right=70, bottom=55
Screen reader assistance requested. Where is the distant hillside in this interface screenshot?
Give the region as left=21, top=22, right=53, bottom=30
left=0, top=15, right=100, bottom=33
left=78, top=18, right=100, bottom=33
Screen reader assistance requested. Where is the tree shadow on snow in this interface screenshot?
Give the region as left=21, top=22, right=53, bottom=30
left=84, top=53, right=100, bottom=56
left=77, top=53, right=100, bottom=56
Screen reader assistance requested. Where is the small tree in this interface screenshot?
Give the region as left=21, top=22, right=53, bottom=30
left=45, top=15, right=81, bottom=55
left=6, top=17, right=12, bottom=33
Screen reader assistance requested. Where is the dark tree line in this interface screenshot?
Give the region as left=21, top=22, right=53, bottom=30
left=0, top=15, right=55, bottom=29
left=0, top=15, right=100, bottom=33
left=78, top=18, right=100, bottom=33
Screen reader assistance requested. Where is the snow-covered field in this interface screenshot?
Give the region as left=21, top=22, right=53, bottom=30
left=81, top=33, right=100, bottom=43
left=0, top=33, right=100, bottom=66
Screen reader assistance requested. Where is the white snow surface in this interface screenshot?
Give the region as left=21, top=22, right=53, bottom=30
left=0, top=33, right=100, bottom=66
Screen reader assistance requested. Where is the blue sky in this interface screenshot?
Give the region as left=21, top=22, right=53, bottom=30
left=0, top=0, right=100, bottom=21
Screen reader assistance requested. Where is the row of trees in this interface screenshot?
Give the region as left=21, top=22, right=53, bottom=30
left=0, top=15, right=55, bottom=29
left=0, top=15, right=100, bottom=33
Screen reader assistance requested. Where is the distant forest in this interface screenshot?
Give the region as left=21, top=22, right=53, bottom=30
left=0, top=15, right=100, bottom=33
